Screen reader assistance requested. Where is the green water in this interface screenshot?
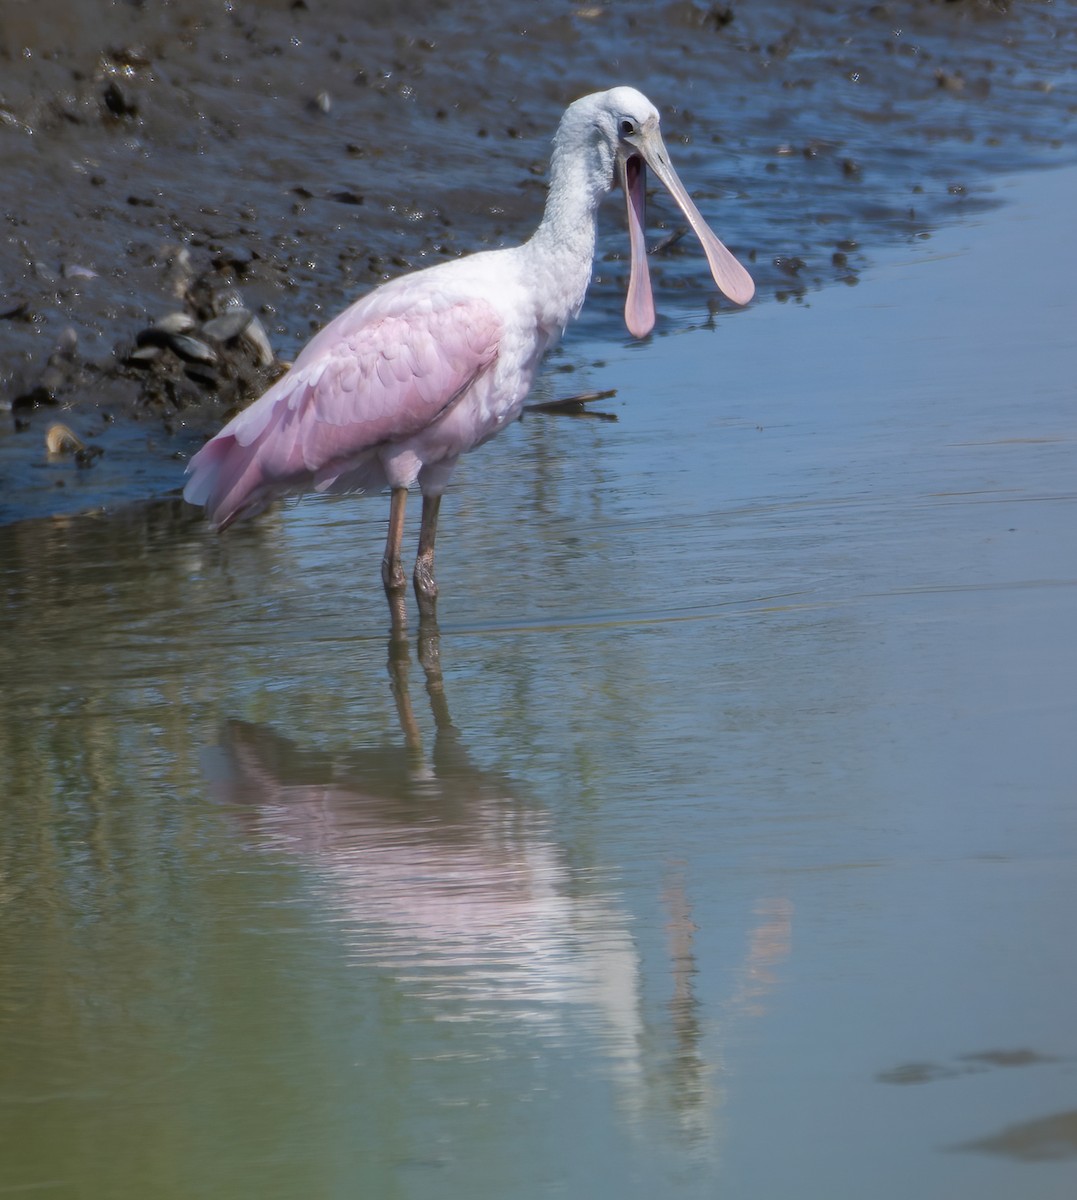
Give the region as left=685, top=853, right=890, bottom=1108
left=2, top=170, right=1076, bottom=1198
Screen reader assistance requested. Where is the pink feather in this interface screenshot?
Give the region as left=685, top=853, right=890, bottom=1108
left=185, top=297, right=501, bottom=530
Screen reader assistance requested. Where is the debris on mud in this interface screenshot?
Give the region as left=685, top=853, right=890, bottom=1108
left=115, top=271, right=284, bottom=433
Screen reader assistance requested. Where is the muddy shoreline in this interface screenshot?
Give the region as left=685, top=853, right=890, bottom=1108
left=2, top=0, right=1075, bottom=525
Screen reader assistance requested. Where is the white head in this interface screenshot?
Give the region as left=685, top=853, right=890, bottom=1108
left=559, top=87, right=755, bottom=336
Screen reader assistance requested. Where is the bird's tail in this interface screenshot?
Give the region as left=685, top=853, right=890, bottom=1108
left=183, top=432, right=279, bottom=530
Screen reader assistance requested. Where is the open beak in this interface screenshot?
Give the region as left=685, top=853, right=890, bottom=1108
left=619, top=124, right=755, bottom=338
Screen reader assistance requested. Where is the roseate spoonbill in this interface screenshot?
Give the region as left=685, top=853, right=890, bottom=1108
left=183, top=87, right=754, bottom=624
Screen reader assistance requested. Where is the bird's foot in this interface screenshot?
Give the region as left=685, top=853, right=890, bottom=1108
left=382, top=554, right=407, bottom=592
left=382, top=557, right=409, bottom=630
left=413, top=558, right=439, bottom=622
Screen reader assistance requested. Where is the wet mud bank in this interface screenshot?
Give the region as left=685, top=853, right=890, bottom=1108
left=1, top=0, right=1075, bottom=524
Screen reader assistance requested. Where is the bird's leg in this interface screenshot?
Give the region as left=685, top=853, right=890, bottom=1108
left=413, top=493, right=442, bottom=622
left=382, top=487, right=409, bottom=629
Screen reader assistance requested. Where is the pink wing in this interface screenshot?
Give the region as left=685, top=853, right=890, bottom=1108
left=184, top=297, right=502, bottom=529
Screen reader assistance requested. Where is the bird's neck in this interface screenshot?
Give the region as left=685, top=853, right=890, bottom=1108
left=522, top=135, right=612, bottom=329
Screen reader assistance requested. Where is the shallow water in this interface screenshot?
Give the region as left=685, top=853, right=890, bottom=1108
left=2, top=165, right=1075, bottom=1197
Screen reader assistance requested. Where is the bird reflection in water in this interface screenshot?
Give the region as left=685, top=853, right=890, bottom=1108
left=660, top=872, right=793, bottom=1147
left=206, top=627, right=643, bottom=1059
left=205, top=628, right=792, bottom=1147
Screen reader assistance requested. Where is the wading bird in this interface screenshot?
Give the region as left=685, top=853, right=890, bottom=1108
left=183, top=87, right=754, bottom=625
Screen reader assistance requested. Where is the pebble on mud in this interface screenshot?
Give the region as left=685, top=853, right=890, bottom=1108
left=45, top=423, right=85, bottom=455
left=102, top=79, right=139, bottom=119
left=45, top=422, right=103, bottom=468
left=117, top=268, right=283, bottom=426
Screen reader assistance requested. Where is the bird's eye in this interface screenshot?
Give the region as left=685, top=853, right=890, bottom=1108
left=619, top=118, right=637, bottom=137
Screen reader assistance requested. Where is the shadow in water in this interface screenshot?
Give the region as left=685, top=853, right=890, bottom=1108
left=950, top=1109, right=1077, bottom=1163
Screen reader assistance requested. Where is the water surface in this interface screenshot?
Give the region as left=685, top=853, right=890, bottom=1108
left=2, top=167, right=1075, bottom=1198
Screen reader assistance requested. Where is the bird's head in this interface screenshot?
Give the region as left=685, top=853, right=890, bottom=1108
left=570, top=87, right=755, bottom=337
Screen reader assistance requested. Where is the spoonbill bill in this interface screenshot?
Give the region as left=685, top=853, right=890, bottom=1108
left=183, top=87, right=754, bottom=625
